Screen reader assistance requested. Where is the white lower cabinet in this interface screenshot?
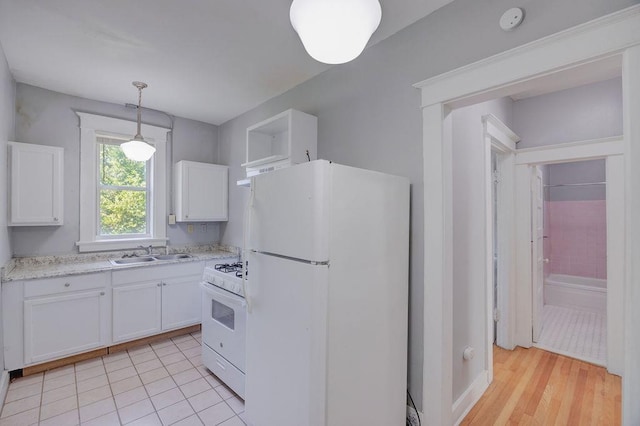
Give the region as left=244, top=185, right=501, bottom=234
left=161, top=274, right=202, bottom=330
left=112, top=281, right=162, bottom=343
left=112, top=262, right=202, bottom=344
left=22, top=273, right=109, bottom=365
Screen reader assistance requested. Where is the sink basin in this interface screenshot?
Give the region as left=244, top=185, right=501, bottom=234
left=110, top=256, right=156, bottom=265
left=109, top=253, right=193, bottom=266
left=153, top=254, right=192, bottom=261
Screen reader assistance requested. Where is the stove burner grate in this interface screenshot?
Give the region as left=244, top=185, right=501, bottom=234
left=215, top=262, right=247, bottom=275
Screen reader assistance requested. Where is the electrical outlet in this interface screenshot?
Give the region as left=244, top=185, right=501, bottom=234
left=406, top=406, right=419, bottom=426
left=187, top=224, right=194, bottom=233
left=200, top=223, right=207, bottom=233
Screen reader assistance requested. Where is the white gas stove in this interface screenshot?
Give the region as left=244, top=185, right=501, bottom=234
left=200, top=259, right=247, bottom=399
left=202, top=261, right=246, bottom=297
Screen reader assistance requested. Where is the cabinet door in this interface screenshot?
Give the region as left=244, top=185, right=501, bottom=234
left=113, top=282, right=162, bottom=343
left=24, top=290, right=107, bottom=364
left=161, top=274, right=202, bottom=330
left=176, top=161, right=228, bottom=221
left=9, top=142, right=64, bottom=226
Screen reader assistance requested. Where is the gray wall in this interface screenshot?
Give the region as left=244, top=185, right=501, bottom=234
left=451, top=97, right=512, bottom=401
left=12, top=84, right=220, bottom=256
left=0, top=43, right=14, bottom=264
left=0, top=40, right=16, bottom=373
left=513, top=78, right=623, bottom=149
left=217, top=0, right=636, bottom=408
left=511, top=77, right=621, bottom=201
left=548, top=160, right=606, bottom=201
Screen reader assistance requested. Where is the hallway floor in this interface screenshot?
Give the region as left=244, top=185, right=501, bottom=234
left=0, top=332, right=245, bottom=425
left=461, top=345, right=621, bottom=425
left=536, top=304, right=606, bottom=366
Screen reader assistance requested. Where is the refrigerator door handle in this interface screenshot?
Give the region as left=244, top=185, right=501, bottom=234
left=242, top=180, right=255, bottom=313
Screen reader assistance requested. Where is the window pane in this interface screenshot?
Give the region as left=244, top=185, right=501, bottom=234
left=99, top=143, right=146, bottom=187
left=99, top=189, right=147, bottom=235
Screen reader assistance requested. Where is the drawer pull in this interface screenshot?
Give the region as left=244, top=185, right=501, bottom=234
left=64, top=283, right=71, bottom=287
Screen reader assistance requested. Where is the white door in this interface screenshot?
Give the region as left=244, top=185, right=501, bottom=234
left=24, top=290, right=107, bottom=364
left=245, top=251, right=329, bottom=426
left=112, top=282, right=162, bottom=343
left=532, top=167, right=545, bottom=343
left=162, top=274, right=201, bottom=330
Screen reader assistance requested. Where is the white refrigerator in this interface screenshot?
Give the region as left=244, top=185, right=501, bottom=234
left=244, top=160, right=410, bottom=426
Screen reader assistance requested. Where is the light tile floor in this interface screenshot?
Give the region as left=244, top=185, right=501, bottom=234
left=0, top=332, right=246, bottom=426
left=535, top=304, right=607, bottom=366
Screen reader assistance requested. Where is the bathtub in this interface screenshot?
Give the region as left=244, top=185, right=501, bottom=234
left=544, top=274, right=606, bottom=314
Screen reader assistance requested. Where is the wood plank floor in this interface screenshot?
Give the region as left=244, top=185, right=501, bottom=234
left=461, top=346, right=621, bottom=425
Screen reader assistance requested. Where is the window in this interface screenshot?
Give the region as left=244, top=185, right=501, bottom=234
left=97, top=137, right=150, bottom=238
left=77, top=113, right=168, bottom=252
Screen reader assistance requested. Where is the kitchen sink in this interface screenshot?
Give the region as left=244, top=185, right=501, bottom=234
left=110, top=256, right=156, bottom=265
left=152, top=254, right=193, bottom=261
left=109, top=253, right=193, bottom=266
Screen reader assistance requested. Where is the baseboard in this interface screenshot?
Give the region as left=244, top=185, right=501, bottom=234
left=452, top=370, right=491, bottom=425
left=0, top=370, right=9, bottom=406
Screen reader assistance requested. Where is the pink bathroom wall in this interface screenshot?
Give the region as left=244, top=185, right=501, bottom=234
left=548, top=200, right=607, bottom=279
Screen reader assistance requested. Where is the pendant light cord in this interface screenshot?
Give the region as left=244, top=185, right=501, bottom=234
left=136, top=86, right=142, bottom=137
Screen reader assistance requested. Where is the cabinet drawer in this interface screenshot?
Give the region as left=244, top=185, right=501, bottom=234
left=112, top=262, right=202, bottom=286
left=202, top=343, right=245, bottom=399
left=24, top=273, right=108, bottom=298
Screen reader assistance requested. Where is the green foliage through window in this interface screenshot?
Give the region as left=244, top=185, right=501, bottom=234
left=98, top=139, right=149, bottom=236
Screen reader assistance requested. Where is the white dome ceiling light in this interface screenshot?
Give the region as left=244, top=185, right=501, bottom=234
left=121, top=81, right=156, bottom=162
left=290, top=0, right=382, bottom=65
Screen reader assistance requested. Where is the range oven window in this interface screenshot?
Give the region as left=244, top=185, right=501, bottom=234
left=212, top=299, right=235, bottom=330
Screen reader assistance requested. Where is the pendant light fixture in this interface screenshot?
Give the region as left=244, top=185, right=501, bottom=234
left=290, top=0, right=382, bottom=65
left=121, top=81, right=156, bottom=162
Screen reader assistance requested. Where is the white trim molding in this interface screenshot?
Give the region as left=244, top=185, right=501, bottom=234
left=452, top=370, right=490, bottom=426
left=76, top=112, right=169, bottom=252
left=415, top=5, right=640, bottom=425
left=622, top=44, right=640, bottom=425
left=483, top=114, right=518, bottom=352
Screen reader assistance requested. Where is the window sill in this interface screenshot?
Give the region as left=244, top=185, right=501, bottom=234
left=76, top=238, right=168, bottom=253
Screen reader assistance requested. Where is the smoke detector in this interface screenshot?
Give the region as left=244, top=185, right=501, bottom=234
left=500, top=7, right=524, bottom=31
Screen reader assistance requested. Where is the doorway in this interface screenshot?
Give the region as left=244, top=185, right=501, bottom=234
left=416, top=9, right=640, bottom=424
left=531, top=159, right=608, bottom=366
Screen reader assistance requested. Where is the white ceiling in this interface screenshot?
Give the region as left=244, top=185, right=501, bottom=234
left=0, top=0, right=454, bottom=125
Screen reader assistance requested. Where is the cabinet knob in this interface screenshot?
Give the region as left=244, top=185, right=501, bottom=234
left=162, top=282, right=167, bottom=286
left=53, top=217, right=59, bottom=222
left=100, top=292, right=105, bottom=296
left=185, top=215, right=189, bottom=218
left=157, top=283, right=162, bottom=287
left=64, top=283, right=70, bottom=287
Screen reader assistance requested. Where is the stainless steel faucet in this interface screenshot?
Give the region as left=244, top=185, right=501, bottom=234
left=138, top=245, right=153, bottom=255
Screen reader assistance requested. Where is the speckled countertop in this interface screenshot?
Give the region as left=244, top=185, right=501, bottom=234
left=1, top=244, right=240, bottom=282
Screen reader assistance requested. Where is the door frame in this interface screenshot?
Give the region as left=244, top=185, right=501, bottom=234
left=514, top=137, right=625, bottom=376
left=482, top=114, right=518, bottom=352
left=415, top=5, right=640, bottom=424
left=531, top=166, right=544, bottom=344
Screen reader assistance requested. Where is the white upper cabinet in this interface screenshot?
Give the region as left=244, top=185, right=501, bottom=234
left=242, top=109, right=317, bottom=178
left=8, top=142, right=64, bottom=226
left=174, top=161, right=228, bottom=222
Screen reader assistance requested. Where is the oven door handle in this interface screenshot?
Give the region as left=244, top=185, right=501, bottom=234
left=200, top=282, right=247, bottom=308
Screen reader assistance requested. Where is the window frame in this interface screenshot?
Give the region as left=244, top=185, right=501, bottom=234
left=96, top=136, right=152, bottom=239
left=77, top=112, right=168, bottom=252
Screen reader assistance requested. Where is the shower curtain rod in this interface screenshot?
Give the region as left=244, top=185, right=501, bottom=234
left=544, top=182, right=606, bottom=188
